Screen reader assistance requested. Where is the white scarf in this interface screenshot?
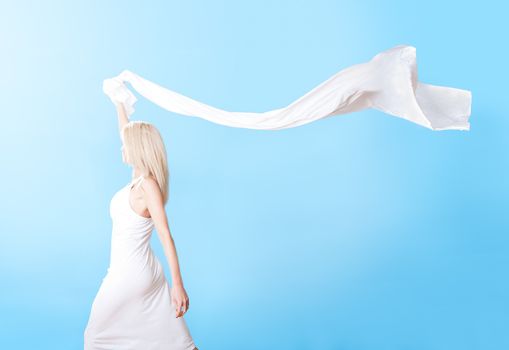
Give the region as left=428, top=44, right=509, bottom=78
left=103, top=44, right=471, bottom=131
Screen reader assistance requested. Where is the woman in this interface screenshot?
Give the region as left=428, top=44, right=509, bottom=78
left=84, top=103, right=199, bottom=350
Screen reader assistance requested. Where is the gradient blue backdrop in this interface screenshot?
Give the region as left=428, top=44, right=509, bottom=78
left=0, top=1, right=507, bottom=349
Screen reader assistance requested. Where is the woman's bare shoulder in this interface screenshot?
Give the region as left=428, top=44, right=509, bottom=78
left=140, top=175, right=161, bottom=195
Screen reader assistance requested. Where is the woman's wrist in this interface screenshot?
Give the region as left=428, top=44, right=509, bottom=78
left=172, top=280, right=184, bottom=287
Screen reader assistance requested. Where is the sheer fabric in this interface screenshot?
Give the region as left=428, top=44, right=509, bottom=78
left=103, top=45, right=471, bottom=131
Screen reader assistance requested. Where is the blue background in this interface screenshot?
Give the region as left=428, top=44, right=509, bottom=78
left=0, top=1, right=507, bottom=349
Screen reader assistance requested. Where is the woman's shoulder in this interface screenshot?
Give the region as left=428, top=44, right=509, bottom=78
left=139, top=175, right=160, bottom=193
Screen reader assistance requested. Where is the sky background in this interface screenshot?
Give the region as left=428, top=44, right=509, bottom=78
left=0, top=1, right=507, bottom=349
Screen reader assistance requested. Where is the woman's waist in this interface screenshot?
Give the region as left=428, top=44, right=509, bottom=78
left=109, top=242, right=155, bottom=264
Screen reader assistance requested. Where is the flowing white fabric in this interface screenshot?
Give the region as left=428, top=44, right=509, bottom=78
left=103, top=44, right=471, bottom=131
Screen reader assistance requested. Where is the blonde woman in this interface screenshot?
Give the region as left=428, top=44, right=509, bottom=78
left=84, top=103, right=199, bottom=350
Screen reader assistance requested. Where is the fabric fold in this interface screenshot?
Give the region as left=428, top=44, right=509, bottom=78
left=103, top=44, right=471, bottom=131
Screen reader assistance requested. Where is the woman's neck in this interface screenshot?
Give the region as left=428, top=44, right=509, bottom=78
left=132, top=168, right=143, bottom=179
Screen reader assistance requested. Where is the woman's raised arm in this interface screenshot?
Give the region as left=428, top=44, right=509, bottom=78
left=116, top=103, right=129, bottom=138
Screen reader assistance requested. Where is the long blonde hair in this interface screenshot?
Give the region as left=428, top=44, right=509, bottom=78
left=122, top=121, right=170, bottom=205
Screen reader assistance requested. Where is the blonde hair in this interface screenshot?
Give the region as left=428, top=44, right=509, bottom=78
left=122, top=121, right=170, bottom=205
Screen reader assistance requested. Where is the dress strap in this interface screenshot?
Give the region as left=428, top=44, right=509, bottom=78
left=130, top=175, right=145, bottom=190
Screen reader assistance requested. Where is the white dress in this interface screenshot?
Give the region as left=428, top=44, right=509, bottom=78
left=84, top=176, right=197, bottom=350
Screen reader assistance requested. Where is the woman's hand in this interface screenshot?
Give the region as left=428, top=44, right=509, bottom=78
left=170, top=284, right=190, bottom=318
